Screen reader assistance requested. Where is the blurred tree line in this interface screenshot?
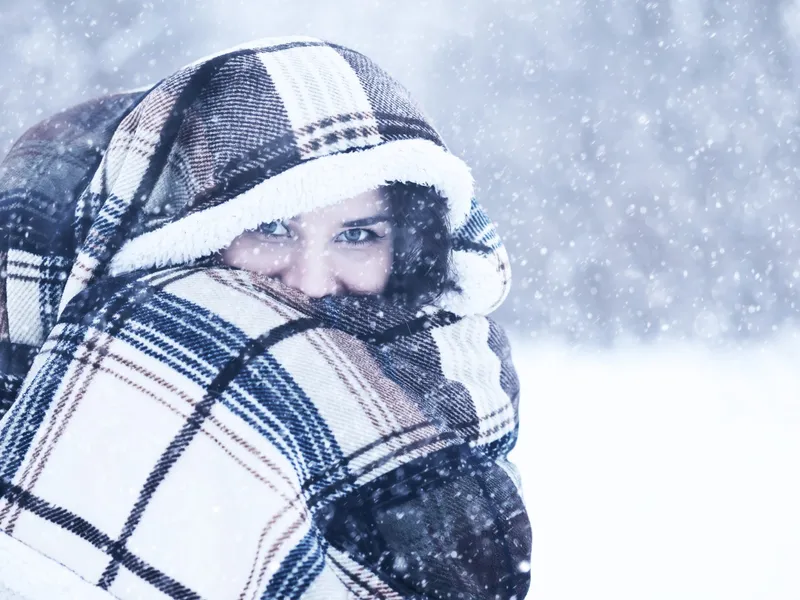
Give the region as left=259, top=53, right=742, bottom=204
left=2, top=0, right=800, bottom=343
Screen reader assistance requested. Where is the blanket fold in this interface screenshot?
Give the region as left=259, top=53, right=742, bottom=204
left=0, top=267, right=530, bottom=599
left=0, top=36, right=530, bottom=599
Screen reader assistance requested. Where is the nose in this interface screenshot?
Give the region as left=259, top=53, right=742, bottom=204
left=280, top=244, right=339, bottom=298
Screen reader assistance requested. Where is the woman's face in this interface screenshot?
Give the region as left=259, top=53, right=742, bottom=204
left=221, top=189, right=394, bottom=298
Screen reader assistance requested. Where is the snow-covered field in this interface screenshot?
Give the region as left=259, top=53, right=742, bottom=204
left=2, top=336, right=798, bottom=599
left=512, top=334, right=800, bottom=600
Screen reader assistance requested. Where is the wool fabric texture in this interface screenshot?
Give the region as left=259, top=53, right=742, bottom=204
left=0, top=267, right=529, bottom=599
left=0, top=36, right=511, bottom=411
left=0, top=37, right=529, bottom=599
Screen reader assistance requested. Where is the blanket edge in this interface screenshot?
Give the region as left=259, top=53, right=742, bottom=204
left=0, top=532, right=115, bottom=600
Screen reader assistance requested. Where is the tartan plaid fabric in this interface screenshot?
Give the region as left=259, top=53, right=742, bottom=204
left=0, top=267, right=530, bottom=599
left=0, top=91, right=146, bottom=416
left=0, top=37, right=511, bottom=413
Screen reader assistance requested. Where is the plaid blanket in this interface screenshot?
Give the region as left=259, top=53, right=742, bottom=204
left=0, top=36, right=528, bottom=598
left=0, top=266, right=529, bottom=599
left=0, top=36, right=510, bottom=414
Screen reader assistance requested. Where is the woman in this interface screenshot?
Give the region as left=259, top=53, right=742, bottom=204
left=0, top=37, right=530, bottom=599
left=221, top=184, right=453, bottom=305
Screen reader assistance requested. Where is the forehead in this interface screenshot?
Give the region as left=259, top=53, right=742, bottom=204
left=297, top=188, right=389, bottom=221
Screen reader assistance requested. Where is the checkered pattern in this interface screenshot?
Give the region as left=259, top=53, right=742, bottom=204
left=0, top=37, right=511, bottom=414
left=0, top=91, right=146, bottom=416
left=0, top=37, right=515, bottom=411
left=68, top=37, right=509, bottom=313
left=0, top=267, right=530, bottom=599
left=0, top=39, right=523, bottom=596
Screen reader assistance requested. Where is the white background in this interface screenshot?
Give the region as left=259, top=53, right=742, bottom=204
left=512, top=335, right=800, bottom=599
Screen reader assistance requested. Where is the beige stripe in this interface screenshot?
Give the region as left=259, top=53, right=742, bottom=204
left=209, top=270, right=456, bottom=485
left=1, top=324, right=110, bottom=531
left=327, top=546, right=405, bottom=599
left=31, top=343, right=301, bottom=503
left=240, top=498, right=309, bottom=600
left=206, top=271, right=399, bottom=466
left=209, top=270, right=411, bottom=439
left=296, top=328, right=399, bottom=448
left=3, top=267, right=201, bottom=528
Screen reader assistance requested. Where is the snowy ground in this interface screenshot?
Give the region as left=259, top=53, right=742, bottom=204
left=511, top=333, right=800, bottom=600
left=2, top=335, right=798, bottom=599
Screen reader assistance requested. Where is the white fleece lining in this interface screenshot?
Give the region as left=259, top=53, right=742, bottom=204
left=0, top=532, right=114, bottom=600
left=109, top=138, right=474, bottom=276
left=441, top=249, right=511, bottom=316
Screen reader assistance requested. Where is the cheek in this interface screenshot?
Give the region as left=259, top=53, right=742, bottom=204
left=333, top=245, right=393, bottom=293
left=221, top=236, right=290, bottom=275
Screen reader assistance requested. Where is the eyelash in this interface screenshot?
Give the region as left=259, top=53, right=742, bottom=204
left=255, top=221, right=289, bottom=237
left=254, top=221, right=384, bottom=246
left=337, top=229, right=383, bottom=246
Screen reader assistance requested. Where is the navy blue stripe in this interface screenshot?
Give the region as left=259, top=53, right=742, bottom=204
left=93, top=56, right=228, bottom=271
left=233, top=353, right=345, bottom=489
left=186, top=143, right=303, bottom=215
left=303, top=405, right=515, bottom=508
left=116, top=293, right=247, bottom=383
left=0, top=480, right=200, bottom=599
left=261, top=529, right=326, bottom=599
left=488, top=319, right=520, bottom=408
left=359, top=311, right=461, bottom=346
left=326, top=552, right=399, bottom=599
left=98, top=317, right=319, bottom=590
left=39, top=255, right=71, bottom=336
left=299, top=421, right=430, bottom=494
left=375, top=123, right=442, bottom=145
left=0, top=328, right=83, bottom=481
left=306, top=429, right=462, bottom=509
left=210, top=40, right=331, bottom=61
left=0, top=479, right=112, bottom=548
left=451, top=238, right=494, bottom=254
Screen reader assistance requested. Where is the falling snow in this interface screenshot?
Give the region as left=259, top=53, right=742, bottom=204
left=2, top=1, right=800, bottom=598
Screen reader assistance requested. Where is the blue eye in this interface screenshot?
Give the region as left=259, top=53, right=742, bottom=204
left=337, top=228, right=376, bottom=244
left=256, top=221, right=290, bottom=236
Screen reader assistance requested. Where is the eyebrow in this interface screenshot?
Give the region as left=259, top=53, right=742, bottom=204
left=341, top=214, right=391, bottom=228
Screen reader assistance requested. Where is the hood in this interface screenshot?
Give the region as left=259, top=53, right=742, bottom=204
left=27, top=37, right=512, bottom=316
